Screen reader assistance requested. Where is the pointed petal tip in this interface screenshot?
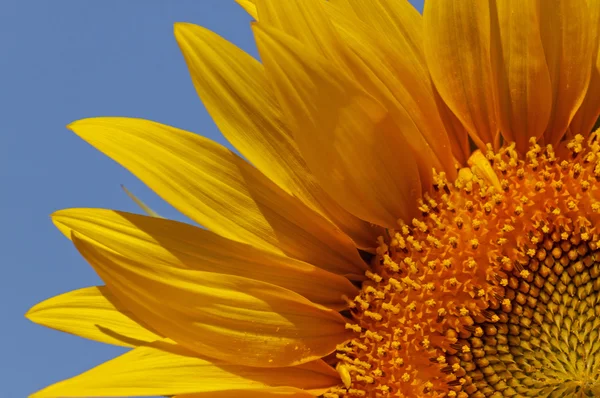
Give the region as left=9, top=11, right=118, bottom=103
left=68, top=117, right=138, bottom=133
left=173, top=21, right=191, bottom=37
left=173, top=22, right=208, bottom=43
left=49, top=208, right=70, bottom=224
left=66, top=118, right=90, bottom=132
left=66, top=118, right=103, bottom=137
left=24, top=298, right=54, bottom=329
left=65, top=120, right=77, bottom=130
left=50, top=209, right=81, bottom=240
left=24, top=306, right=37, bottom=321
left=24, top=300, right=52, bottom=325
left=236, top=0, right=258, bottom=20
left=49, top=208, right=65, bottom=219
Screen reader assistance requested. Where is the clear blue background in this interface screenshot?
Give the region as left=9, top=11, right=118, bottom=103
left=1, top=1, right=422, bottom=396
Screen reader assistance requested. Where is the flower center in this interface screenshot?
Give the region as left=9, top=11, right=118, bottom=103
left=326, top=134, right=600, bottom=398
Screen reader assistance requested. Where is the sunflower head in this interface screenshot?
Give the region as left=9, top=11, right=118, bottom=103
left=26, top=1, right=600, bottom=397
left=333, top=134, right=600, bottom=397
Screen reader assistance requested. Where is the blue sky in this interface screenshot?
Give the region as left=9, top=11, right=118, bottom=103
left=1, top=1, right=422, bottom=396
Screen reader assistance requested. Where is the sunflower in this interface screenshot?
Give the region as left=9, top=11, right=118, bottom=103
left=27, top=0, right=600, bottom=397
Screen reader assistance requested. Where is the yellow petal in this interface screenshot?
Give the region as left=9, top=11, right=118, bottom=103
left=433, top=87, right=471, bottom=166
left=254, top=0, right=347, bottom=72
left=72, top=234, right=353, bottom=367
left=323, top=5, right=456, bottom=183
left=424, top=0, right=499, bottom=150
left=173, top=22, right=309, bottom=207
left=176, top=387, right=317, bottom=398
left=26, top=286, right=162, bottom=347
left=330, top=0, right=468, bottom=166
left=494, top=0, right=552, bottom=153
left=330, top=0, right=422, bottom=61
left=255, top=0, right=456, bottom=182
left=68, top=117, right=366, bottom=274
left=569, top=0, right=600, bottom=136
left=540, top=0, right=592, bottom=145
left=254, top=24, right=421, bottom=227
left=236, top=0, right=258, bottom=19
left=52, top=208, right=358, bottom=309
left=31, top=344, right=339, bottom=397
left=173, top=23, right=379, bottom=250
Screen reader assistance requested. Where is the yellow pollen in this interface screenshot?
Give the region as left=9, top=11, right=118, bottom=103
left=330, top=136, right=600, bottom=397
